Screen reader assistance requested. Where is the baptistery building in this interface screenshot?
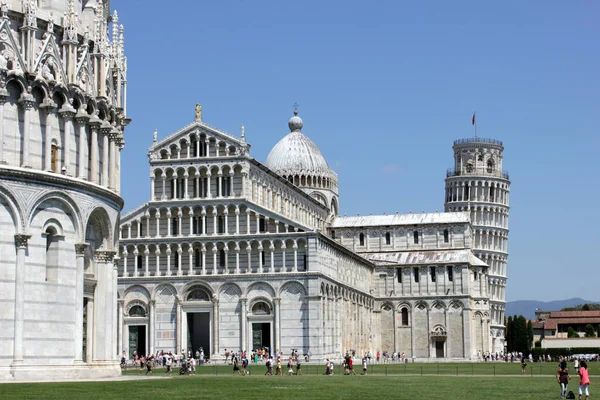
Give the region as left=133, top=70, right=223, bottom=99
left=117, top=108, right=510, bottom=361
left=0, top=0, right=129, bottom=380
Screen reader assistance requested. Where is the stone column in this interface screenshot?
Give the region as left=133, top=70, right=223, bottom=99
left=122, top=251, right=128, bottom=277
left=19, top=93, right=35, bottom=168
left=245, top=210, right=251, bottom=234
left=177, top=246, right=183, bottom=276
left=161, top=176, right=166, bottom=200
left=240, top=298, right=247, bottom=351
left=176, top=297, right=182, bottom=353
left=74, top=243, right=89, bottom=362
left=235, top=207, right=240, bottom=234
left=206, top=173, right=212, bottom=198
left=108, top=129, right=118, bottom=190
left=76, top=111, right=90, bottom=179
left=144, top=249, right=150, bottom=277
left=293, top=243, right=298, bottom=272
left=183, top=173, right=189, bottom=199
left=234, top=247, right=240, bottom=274
left=212, top=297, right=220, bottom=358
left=150, top=177, right=155, bottom=201
left=0, top=91, right=7, bottom=164
left=88, top=117, right=100, bottom=182
left=117, top=299, right=124, bottom=359
left=188, top=248, right=194, bottom=275
left=166, top=248, right=172, bottom=276
left=149, top=300, right=156, bottom=355
left=201, top=246, right=206, bottom=275
left=274, top=298, right=281, bottom=354
left=155, top=249, right=161, bottom=276
left=224, top=211, right=229, bottom=235
left=246, top=249, right=252, bottom=274
left=101, top=124, right=111, bottom=186
left=12, top=234, right=31, bottom=364
left=86, top=297, right=94, bottom=363
left=155, top=212, right=160, bottom=237
left=281, top=245, right=286, bottom=272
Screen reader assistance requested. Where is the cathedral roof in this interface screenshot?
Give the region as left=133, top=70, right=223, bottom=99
left=265, top=112, right=333, bottom=177
left=365, top=249, right=487, bottom=267
left=331, top=212, right=470, bottom=228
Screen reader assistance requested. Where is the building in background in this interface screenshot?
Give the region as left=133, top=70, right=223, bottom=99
left=117, top=109, right=494, bottom=361
left=445, top=138, right=511, bottom=353
left=0, top=0, right=129, bottom=381
left=533, top=310, right=600, bottom=350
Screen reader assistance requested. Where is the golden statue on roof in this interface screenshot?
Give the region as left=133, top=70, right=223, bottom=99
left=195, top=104, right=202, bottom=121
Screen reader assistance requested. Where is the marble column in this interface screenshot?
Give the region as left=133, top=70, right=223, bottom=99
left=12, top=234, right=31, bottom=364
left=108, top=129, right=118, bottom=190
left=0, top=92, right=7, bottom=164
left=41, top=101, right=56, bottom=171
left=88, top=117, right=101, bottom=183
left=212, top=298, right=220, bottom=358
left=76, top=111, right=90, bottom=179
left=74, top=243, right=89, bottom=362
left=240, top=298, right=247, bottom=351
left=274, top=298, right=281, bottom=354
left=101, top=124, right=111, bottom=187
left=176, top=297, right=182, bottom=353
left=19, top=94, right=35, bottom=168
left=86, top=297, right=94, bottom=363
left=149, top=300, right=156, bottom=355
left=117, top=299, right=124, bottom=358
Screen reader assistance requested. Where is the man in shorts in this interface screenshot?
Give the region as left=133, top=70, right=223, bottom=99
left=296, top=358, right=303, bottom=375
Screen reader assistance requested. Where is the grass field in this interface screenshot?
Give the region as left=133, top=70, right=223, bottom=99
left=0, top=362, right=595, bottom=400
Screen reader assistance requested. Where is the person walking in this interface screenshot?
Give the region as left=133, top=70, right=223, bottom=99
left=233, top=356, right=242, bottom=375
left=578, top=360, right=590, bottom=400
left=556, top=360, right=571, bottom=399
left=296, top=358, right=303, bottom=375
left=521, top=357, right=527, bottom=375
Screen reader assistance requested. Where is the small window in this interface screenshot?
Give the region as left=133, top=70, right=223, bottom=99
left=401, top=308, right=409, bottom=326
left=173, top=252, right=179, bottom=269
left=259, top=218, right=266, bottom=233
left=359, top=233, right=365, bottom=246
left=478, top=152, right=484, bottom=161
left=172, top=217, right=178, bottom=235
left=413, top=267, right=420, bottom=283
left=447, top=266, right=453, bottom=282
left=194, top=249, right=202, bottom=268
left=385, top=232, right=391, bottom=245
left=490, top=185, right=495, bottom=200
left=331, top=230, right=336, bottom=239
left=413, top=231, right=419, bottom=244
left=139, top=222, right=144, bottom=237
left=487, top=160, right=494, bottom=173
left=136, top=255, right=142, bottom=269
left=261, top=251, right=266, bottom=266
left=218, top=216, right=225, bottom=234
left=397, top=268, right=402, bottom=283
left=51, top=144, right=58, bottom=172
left=443, top=229, right=449, bottom=243
left=219, top=249, right=225, bottom=267
left=474, top=271, right=478, bottom=281
left=191, top=140, right=198, bottom=157
left=430, top=267, right=436, bottom=282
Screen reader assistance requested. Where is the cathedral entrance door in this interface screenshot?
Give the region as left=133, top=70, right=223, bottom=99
left=252, top=323, right=271, bottom=354
left=435, top=340, right=444, bottom=358
left=128, top=325, right=146, bottom=359
left=187, top=312, right=210, bottom=358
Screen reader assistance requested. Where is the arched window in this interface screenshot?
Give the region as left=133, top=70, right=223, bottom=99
left=194, top=249, right=202, bottom=268
left=44, top=226, right=59, bottom=282
left=487, top=159, right=494, bottom=173
left=359, top=233, right=365, bottom=246
left=401, top=308, right=409, bottom=326
left=443, top=229, right=449, bottom=243
left=413, top=230, right=419, bottom=244
left=187, top=287, right=210, bottom=301
left=138, top=221, right=144, bottom=237
left=51, top=144, right=58, bottom=172
left=172, top=217, right=178, bottom=235
left=252, top=302, right=270, bottom=315
left=219, top=249, right=225, bottom=267
left=259, top=217, right=267, bottom=233
left=173, top=251, right=179, bottom=269
left=385, top=232, right=391, bottom=245
left=136, top=255, right=143, bottom=270
left=129, top=305, right=146, bottom=317
left=218, top=215, right=225, bottom=234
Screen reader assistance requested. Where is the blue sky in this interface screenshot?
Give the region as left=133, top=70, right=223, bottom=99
left=115, top=1, right=599, bottom=303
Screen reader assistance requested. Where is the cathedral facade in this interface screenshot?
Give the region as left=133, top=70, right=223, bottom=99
left=0, top=0, right=128, bottom=380
left=117, top=109, right=510, bottom=361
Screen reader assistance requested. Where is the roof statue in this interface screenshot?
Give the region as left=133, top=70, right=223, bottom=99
left=153, top=129, right=157, bottom=143
left=195, top=103, right=202, bottom=121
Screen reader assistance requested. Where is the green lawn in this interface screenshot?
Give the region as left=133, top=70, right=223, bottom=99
left=0, top=374, right=584, bottom=400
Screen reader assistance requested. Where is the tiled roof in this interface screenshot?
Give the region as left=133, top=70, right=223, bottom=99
left=331, top=212, right=470, bottom=228
left=364, top=249, right=486, bottom=267
left=549, top=311, right=600, bottom=318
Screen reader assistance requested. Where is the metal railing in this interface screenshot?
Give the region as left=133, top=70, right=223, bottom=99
left=446, top=168, right=509, bottom=180
left=454, top=138, right=503, bottom=146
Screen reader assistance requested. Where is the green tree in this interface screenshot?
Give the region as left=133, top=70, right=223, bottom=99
left=568, top=326, right=580, bottom=338
left=527, top=320, right=534, bottom=352
left=516, top=315, right=528, bottom=354
left=506, top=316, right=513, bottom=351
left=584, top=324, right=596, bottom=337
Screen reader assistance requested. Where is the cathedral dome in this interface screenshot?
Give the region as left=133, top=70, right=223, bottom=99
left=265, top=112, right=331, bottom=176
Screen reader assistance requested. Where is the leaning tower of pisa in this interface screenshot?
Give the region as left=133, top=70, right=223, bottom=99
left=444, top=138, right=510, bottom=353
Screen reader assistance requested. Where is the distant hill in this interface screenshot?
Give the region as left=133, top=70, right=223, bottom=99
left=506, top=298, right=598, bottom=320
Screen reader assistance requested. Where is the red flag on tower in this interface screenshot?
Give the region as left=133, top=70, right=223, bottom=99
left=472, top=112, right=476, bottom=125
